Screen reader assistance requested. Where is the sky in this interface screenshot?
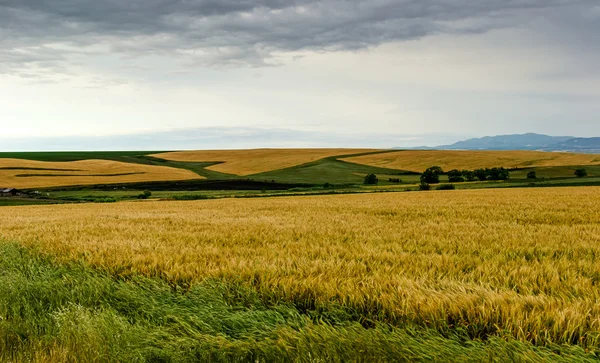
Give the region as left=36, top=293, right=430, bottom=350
left=0, top=0, right=599, bottom=150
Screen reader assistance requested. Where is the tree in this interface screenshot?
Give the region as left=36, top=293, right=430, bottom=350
left=447, top=169, right=465, bottom=183
left=487, top=167, right=510, bottom=181
left=527, top=171, right=537, bottom=179
left=575, top=168, right=588, bottom=178
left=462, top=170, right=477, bottom=182
left=420, top=166, right=444, bottom=184
left=364, top=174, right=379, bottom=185
left=419, top=182, right=431, bottom=191
left=474, top=168, right=488, bottom=181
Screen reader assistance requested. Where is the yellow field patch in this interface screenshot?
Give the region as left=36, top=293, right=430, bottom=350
left=151, top=148, right=380, bottom=175
left=1, top=187, right=600, bottom=346
left=0, top=158, right=201, bottom=189
left=342, top=150, right=600, bottom=172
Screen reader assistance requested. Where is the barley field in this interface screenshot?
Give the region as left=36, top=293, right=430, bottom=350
left=151, top=148, right=380, bottom=175
left=0, top=158, right=201, bottom=188
left=342, top=150, right=600, bottom=172
left=1, top=187, right=600, bottom=354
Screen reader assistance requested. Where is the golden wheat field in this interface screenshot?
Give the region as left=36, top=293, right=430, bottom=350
left=1, top=187, right=600, bottom=347
left=0, top=158, right=201, bottom=189
left=151, top=148, right=380, bottom=175
left=342, top=150, right=600, bottom=172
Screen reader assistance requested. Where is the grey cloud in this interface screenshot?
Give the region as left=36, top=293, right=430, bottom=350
left=0, top=0, right=597, bottom=72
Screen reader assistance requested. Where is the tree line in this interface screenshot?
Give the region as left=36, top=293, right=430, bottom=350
left=421, top=166, right=511, bottom=184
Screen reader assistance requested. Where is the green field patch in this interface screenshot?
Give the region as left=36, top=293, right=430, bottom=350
left=249, top=157, right=415, bottom=185
left=0, top=242, right=595, bottom=362
left=0, top=198, right=63, bottom=206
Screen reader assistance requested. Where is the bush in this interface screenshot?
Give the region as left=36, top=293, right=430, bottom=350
left=388, top=178, right=401, bottom=183
left=436, top=184, right=455, bottom=190
left=364, top=174, right=379, bottom=185
left=575, top=168, right=588, bottom=178
left=420, top=166, right=443, bottom=184
left=138, top=190, right=152, bottom=199
left=323, top=182, right=333, bottom=188
left=527, top=171, right=537, bottom=179
left=419, top=182, right=431, bottom=191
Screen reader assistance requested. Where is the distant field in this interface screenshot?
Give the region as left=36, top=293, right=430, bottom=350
left=0, top=159, right=201, bottom=189
left=342, top=150, right=600, bottom=172
left=0, top=151, right=161, bottom=162
left=151, top=149, right=382, bottom=176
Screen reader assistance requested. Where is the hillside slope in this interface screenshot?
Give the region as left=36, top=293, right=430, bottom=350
left=341, top=150, right=600, bottom=172
left=0, top=159, right=201, bottom=189
left=151, top=149, right=382, bottom=176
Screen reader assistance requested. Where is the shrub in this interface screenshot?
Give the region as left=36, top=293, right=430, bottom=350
left=419, top=182, right=431, bottom=191
left=388, top=178, right=401, bottom=183
left=575, top=168, right=588, bottom=178
left=364, top=174, right=379, bottom=185
left=527, top=171, right=537, bottom=179
left=436, top=184, right=456, bottom=190
left=137, top=190, right=152, bottom=199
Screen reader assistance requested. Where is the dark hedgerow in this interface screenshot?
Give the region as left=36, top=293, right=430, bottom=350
left=436, top=184, right=456, bottom=190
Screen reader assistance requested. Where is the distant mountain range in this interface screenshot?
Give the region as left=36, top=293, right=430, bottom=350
left=433, top=133, right=600, bottom=153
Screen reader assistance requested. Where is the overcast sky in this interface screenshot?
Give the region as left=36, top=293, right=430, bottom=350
left=1, top=0, right=599, bottom=150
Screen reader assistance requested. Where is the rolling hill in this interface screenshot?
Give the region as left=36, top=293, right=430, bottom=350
left=341, top=150, right=600, bottom=173
left=151, top=149, right=382, bottom=176
left=0, top=159, right=201, bottom=189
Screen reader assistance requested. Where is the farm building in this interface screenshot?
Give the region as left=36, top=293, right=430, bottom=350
left=1, top=188, right=21, bottom=196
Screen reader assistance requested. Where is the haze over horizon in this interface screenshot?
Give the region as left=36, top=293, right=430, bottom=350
left=1, top=1, right=599, bottom=150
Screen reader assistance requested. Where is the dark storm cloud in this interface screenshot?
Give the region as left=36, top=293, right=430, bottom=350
left=0, top=0, right=597, bottom=70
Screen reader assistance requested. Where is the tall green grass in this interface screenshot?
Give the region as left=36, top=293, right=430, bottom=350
left=0, top=242, right=596, bottom=362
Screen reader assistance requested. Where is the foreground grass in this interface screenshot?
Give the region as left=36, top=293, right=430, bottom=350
left=0, top=243, right=596, bottom=362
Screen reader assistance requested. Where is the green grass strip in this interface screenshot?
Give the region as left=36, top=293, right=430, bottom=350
left=0, top=242, right=596, bottom=362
